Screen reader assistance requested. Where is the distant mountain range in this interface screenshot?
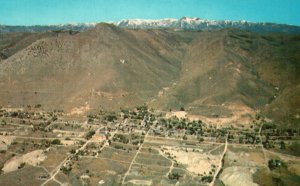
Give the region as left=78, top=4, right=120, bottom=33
left=1, top=17, right=300, bottom=33
left=0, top=23, right=97, bottom=33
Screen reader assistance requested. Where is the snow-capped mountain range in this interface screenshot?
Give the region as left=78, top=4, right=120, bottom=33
left=115, top=17, right=300, bottom=33
left=1, top=17, right=300, bottom=33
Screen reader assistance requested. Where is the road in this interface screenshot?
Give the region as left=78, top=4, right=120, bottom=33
left=210, top=134, right=228, bottom=186
left=156, top=147, right=194, bottom=178
left=1, top=135, right=85, bottom=142
left=40, top=118, right=128, bottom=186
left=258, top=123, right=269, bottom=166
left=265, top=149, right=300, bottom=160
left=121, top=117, right=150, bottom=185
left=40, top=125, right=105, bottom=186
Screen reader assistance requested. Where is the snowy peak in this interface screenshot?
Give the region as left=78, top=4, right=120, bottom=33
left=179, top=16, right=205, bottom=23
left=115, top=17, right=300, bottom=33
left=115, top=18, right=178, bottom=29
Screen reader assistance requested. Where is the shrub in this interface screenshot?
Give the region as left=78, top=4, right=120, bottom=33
left=201, top=175, right=213, bottom=182
left=34, top=104, right=42, bottom=108
left=18, top=162, right=26, bottom=169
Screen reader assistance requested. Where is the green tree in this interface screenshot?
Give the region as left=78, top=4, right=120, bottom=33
left=51, top=139, right=61, bottom=145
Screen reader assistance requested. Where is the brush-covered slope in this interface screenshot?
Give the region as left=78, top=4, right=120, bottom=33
left=254, top=34, right=300, bottom=127
left=0, top=24, right=299, bottom=127
left=0, top=24, right=194, bottom=110
left=151, top=30, right=275, bottom=111
left=0, top=32, right=58, bottom=61
left=150, top=29, right=300, bottom=127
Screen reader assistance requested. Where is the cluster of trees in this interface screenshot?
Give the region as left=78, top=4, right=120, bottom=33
left=131, top=133, right=143, bottom=145
left=87, top=110, right=118, bottom=123
left=235, top=133, right=260, bottom=144
left=6, top=111, right=34, bottom=118
left=113, top=134, right=129, bottom=144
left=32, top=121, right=52, bottom=132
left=160, top=118, right=203, bottom=135
left=104, top=112, right=117, bottom=122
left=61, top=165, right=72, bottom=174
left=112, top=133, right=144, bottom=146
left=120, top=105, right=150, bottom=120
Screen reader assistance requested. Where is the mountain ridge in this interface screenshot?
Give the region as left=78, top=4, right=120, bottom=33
left=1, top=17, right=300, bottom=33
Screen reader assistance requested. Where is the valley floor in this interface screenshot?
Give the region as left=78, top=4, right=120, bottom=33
left=0, top=106, right=299, bottom=186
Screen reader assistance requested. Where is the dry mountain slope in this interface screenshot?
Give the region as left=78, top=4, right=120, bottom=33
left=150, top=29, right=300, bottom=127
left=254, top=34, right=300, bottom=127
left=0, top=24, right=194, bottom=110
left=151, top=30, right=276, bottom=110
left=0, top=32, right=58, bottom=61
left=0, top=24, right=299, bottom=127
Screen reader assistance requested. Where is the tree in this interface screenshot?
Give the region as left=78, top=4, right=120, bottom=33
left=168, top=172, right=181, bottom=180
left=280, top=141, right=286, bottom=150
left=86, top=130, right=95, bottom=140
left=197, top=135, right=204, bottom=142
left=239, top=136, right=244, bottom=144
left=51, top=139, right=61, bottom=145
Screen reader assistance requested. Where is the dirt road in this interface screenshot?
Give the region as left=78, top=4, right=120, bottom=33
left=210, top=134, right=228, bottom=186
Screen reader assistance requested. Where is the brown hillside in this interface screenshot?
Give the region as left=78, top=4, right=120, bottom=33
left=0, top=25, right=299, bottom=126
left=151, top=30, right=276, bottom=110
left=0, top=32, right=58, bottom=61
left=0, top=24, right=194, bottom=110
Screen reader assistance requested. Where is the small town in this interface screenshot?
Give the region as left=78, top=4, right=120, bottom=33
left=0, top=105, right=299, bottom=185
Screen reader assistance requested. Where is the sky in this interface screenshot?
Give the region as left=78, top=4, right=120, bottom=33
left=0, top=0, right=299, bottom=26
